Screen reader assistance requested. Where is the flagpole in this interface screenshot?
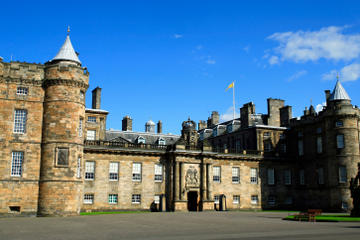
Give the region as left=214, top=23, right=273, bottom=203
left=233, top=81, right=235, bottom=120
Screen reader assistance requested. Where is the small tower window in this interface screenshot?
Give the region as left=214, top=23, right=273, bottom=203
left=335, top=121, right=343, bottom=127
left=137, top=136, right=146, bottom=144
left=158, top=138, right=166, bottom=145
left=88, top=116, right=96, bottom=123
left=16, top=87, right=28, bottom=96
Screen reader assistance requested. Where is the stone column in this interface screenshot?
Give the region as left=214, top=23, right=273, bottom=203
left=174, top=161, right=180, bottom=201
left=201, top=162, right=207, bottom=200
left=207, top=163, right=213, bottom=200
left=180, top=162, right=185, bottom=200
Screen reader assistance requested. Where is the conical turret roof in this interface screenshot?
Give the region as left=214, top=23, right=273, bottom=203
left=52, top=34, right=81, bottom=64
left=329, top=80, right=351, bottom=101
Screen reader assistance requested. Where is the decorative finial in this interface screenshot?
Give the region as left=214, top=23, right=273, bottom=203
left=310, top=98, right=312, bottom=106
left=336, top=72, right=339, bottom=81
left=67, top=26, right=70, bottom=35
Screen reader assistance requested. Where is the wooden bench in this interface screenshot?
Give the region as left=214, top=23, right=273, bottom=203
left=293, top=209, right=322, bottom=222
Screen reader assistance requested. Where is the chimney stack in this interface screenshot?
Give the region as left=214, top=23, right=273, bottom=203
left=92, top=87, right=102, bottom=109
left=122, top=116, right=132, bottom=131
left=198, top=120, right=207, bottom=130
left=157, top=120, right=162, bottom=134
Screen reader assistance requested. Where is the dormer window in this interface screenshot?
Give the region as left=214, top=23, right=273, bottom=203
left=16, top=87, right=28, bottom=96
left=158, top=138, right=166, bottom=145
left=227, top=124, right=233, bottom=133
left=212, top=128, right=217, bottom=137
left=137, top=136, right=146, bottom=144
left=335, top=121, right=343, bottom=127
left=264, top=132, right=271, bottom=138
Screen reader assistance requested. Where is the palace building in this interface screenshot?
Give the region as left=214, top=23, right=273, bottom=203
left=0, top=33, right=359, bottom=216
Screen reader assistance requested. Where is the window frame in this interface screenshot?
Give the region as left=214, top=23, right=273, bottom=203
left=11, top=151, right=24, bottom=177
left=339, top=166, right=347, bottom=183
left=13, top=109, right=27, bottom=134
left=267, top=168, right=275, bottom=185
left=109, top=162, right=119, bottom=181
left=251, top=195, right=258, bottom=205
left=213, top=166, right=221, bottom=183
left=132, top=163, right=142, bottom=182
left=250, top=168, right=258, bottom=184
left=108, top=194, right=118, bottom=204
left=233, top=195, right=240, bottom=204
left=84, top=194, right=94, bottom=204
left=87, top=116, right=97, bottom=123
left=154, top=164, right=163, bottom=182
left=132, top=194, right=141, bottom=204
left=284, top=169, right=292, bottom=185
left=86, top=130, right=96, bottom=141
left=85, top=161, right=95, bottom=180
left=16, top=87, right=28, bottom=96
left=336, top=134, right=345, bottom=149
left=232, top=167, right=240, bottom=184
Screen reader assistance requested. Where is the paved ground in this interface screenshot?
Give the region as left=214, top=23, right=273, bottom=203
left=0, top=211, right=359, bottom=240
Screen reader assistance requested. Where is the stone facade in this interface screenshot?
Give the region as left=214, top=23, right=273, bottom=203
left=0, top=35, right=359, bottom=217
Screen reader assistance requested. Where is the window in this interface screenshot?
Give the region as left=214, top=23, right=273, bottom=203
left=87, top=116, right=96, bottom=123
left=279, top=134, right=285, bottom=140
left=132, top=163, right=142, bottom=181
left=250, top=168, right=258, bottom=184
left=267, top=168, right=275, bottom=185
left=213, top=166, right=221, bottom=183
left=251, top=195, right=258, bottom=205
left=13, top=109, right=27, bottom=134
left=342, top=201, right=349, bottom=210
left=56, top=148, right=69, bottom=166
left=316, top=127, right=322, bottom=134
left=137, top=136, right=146, bottom=144
left=233, top=195, right=240, bottom=204
left=317, top=136, right=322, bottom=153
left=86, top=130, right=96, bottom=140
left=154, top=164, right=163, bottom=182
left=158, top=138, right=166, bottom=145
left=337, top=134, right=344, bottom=149
left=76, top=157, right=81, bottom=179
left=214, top=195, right=220, bottom=204
left=232, top=167, right=240, bottom=183
left=263, top=132, right=270, bottom=137
left=318, top=168, right=324, bottom=185
left=79, top=118, right=83, bottom=137
left=284, top=169, right=291, bottom=185
left=227, top=124, right=233, bottom=133
left=339, top=166, right=347, bottom=183
left=299, top=169, right=305, bottom=185
left=298, top=131, right=303, bottom=137
left=11, top=152, right=23, bottom=177
left=154, top=195, right=160, bottom=204
left=85, top=161, right=95, bottom=180
left=298, top=139, right=304, bottom=156
left=235, top=140, right=241, bottom=152
left=108, top=194, right=118, bottom=204
left=16, top=87, right=28, bottom=95
left=268, top=196, right=276, bottom=206
left=132, top=194, right=141, bottom=204
left=84, top=194, right=94, bottom=204
left=109, top=162, right=119, bottom=181
left=80, top=90, right=84, bottom=100
left=212, top=128, right=217, bottom=137
left=336, top=121, right=343, bottom=127
left=264, top=141, right=272, bottom=152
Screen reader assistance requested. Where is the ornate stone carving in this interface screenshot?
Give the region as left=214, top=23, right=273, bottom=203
left=185, top=167, right=199, bottom=186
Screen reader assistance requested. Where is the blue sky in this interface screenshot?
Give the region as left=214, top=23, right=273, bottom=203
left=2, top=0, right=360, bottom=134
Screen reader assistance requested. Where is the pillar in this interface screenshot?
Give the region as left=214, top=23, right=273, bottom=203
left=201, top=162, right=207, bottom=200
left=174, top=161, right=180, bottom=201
left=207, top=163, right=213, bottom=200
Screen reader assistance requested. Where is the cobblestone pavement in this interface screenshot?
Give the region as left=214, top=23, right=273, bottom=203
left=1, top=211, right=359, bottom=240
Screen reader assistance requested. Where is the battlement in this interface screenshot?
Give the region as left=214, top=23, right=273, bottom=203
left=0, top=60, right=44, bottom=82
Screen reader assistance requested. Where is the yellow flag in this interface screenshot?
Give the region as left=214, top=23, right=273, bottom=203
left=226, top=82, right=234, bottom=91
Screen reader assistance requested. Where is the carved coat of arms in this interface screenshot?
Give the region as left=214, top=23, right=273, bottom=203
left=185, top=168, right=199, bottom=186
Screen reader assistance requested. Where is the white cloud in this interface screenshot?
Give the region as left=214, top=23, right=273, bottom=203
left=269, top=56, right=279, bottom=65
left=287, top=70, right=307, bottom=82
left=173, top=34, right=183, bottom=39
left=243, top=45, right=250, bottom=53
left=315, top=102, right=327, bottom=113
left=220, top=106, right=240, bottom=122
left=196, top=45, right=203, bottom=50
left=322, top=63, right=360, bottom=82
left=267, top=26, right=360, bottom=63
left=206, top=59, right=216, bottom=65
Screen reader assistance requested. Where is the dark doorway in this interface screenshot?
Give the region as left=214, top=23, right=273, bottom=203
left=187, top=191, right=198, bottom=211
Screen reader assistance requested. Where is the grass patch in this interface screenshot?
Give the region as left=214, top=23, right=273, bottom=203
left=284, top=214, right=360, bottom=222
left=80, top=210, right=149, bottom=216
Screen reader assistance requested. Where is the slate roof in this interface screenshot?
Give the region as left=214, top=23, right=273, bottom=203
left=52, top=35, right=81, bottom=64
left=106, top=129, right=180, bottom=145
left=329, top=80, right=351, bottom=101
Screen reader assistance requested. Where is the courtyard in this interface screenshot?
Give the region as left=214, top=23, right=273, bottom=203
left=0, top=211, right=359, bottom=240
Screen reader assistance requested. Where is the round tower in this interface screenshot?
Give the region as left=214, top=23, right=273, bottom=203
left=38, top=30, right=89, bottom=216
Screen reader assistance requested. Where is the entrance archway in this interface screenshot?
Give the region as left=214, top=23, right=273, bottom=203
left=187, top=191, right=198, bottom=211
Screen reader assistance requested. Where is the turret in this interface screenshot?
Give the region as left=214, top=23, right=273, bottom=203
left=38, top=29, right=89, bottom=216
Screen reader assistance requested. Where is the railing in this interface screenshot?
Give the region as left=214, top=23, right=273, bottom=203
left=84, top=140, right=168, bottom=151
left=214, top=148, right=263, bottom=156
